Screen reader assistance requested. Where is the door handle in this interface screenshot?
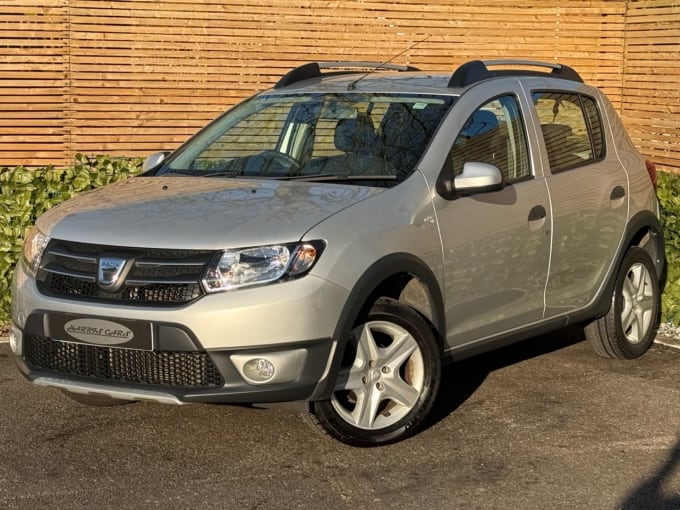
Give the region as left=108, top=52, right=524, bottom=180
left=528, top=205, right=546, bottom=221
left=610, top=185, right=626, bottom=208
left=610, top=186, right=626, bottom=200
left=528, top=205, right=547, bottom=231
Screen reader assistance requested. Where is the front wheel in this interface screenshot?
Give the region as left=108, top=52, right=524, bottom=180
left=585, top=247, right=660, bottom=359
left=305, top=299, right=441, bottom=447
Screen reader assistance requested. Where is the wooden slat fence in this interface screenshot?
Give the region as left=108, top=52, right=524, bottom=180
left=0, top=0, right=69, bottom=167
left=0, top=0, right=678, bottom=172
left=621, top=0, right=680, bottom=173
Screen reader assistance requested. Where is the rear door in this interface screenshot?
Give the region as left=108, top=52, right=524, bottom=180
left=530, top=89, right=629, bottom=315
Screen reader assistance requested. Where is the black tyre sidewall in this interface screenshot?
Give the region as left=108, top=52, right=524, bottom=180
left=313, top=300, right=441, bottom=447
left=611, top=247, right=660, bottom=358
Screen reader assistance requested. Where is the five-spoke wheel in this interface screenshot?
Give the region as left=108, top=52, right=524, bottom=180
left=586, top=247, right=660, bottom=359
left=306, top=298, right=441, bottom=447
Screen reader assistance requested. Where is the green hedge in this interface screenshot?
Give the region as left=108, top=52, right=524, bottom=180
left=658, top=172, right=680, bottom=325
left=0, top=154, right=142, bottom=324
left=0, top=156, right=679, bottom=326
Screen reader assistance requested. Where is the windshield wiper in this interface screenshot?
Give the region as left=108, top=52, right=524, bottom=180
left=201, top=171, right=242, bottom=178
left=159, top=170, right=241, bottom=178
left=164, top=171, right=398, bottom=183
left=285, top=174, right=398, bottom=182
left=161, top=170, right=198, bottom=176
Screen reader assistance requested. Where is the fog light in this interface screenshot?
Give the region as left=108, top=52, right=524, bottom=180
left=243, top=358, right=275, bottom=383
left=9, top=326, right=22, bottom=356
left=231, top=349, right=307, bottom=385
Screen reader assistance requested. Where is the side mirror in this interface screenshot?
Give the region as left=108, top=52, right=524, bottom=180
left=454, top=162, right=504, bottom=195
left=142, top=151, right=171, bottom=173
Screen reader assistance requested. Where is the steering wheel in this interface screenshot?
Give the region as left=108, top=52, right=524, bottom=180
left=249, top=151, right=301, bottom=176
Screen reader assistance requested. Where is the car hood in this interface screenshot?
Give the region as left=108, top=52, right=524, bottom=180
left=37, top=176, right=384, bottom=249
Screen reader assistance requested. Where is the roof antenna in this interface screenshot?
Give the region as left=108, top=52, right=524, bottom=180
left=347, top=34, right=431, bottom=91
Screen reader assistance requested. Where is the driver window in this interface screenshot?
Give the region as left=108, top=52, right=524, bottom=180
left=450, top=95, right=531, bottom=183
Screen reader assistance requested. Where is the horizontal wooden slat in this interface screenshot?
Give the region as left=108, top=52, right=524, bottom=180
left=621, top=0, right=680, bottom=173
left=0, top=1, right=67, bottom=167
left=0, top=0, right=677, bottom=173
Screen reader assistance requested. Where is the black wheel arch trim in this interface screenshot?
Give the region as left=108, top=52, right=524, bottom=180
left=310, top=252, right=445, bottom=400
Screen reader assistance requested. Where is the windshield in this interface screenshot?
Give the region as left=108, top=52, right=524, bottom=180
left=157, top=92, right=454, bottom=187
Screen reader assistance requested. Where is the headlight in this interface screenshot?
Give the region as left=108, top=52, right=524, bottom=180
left=22, top=226, right=50, bottom=277
left=202, top=241, right=324, bottom=293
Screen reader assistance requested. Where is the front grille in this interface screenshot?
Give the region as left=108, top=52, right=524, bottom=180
left=25, top=335, right=224, bottom=388
left=37, top=240, right=213, bottom=305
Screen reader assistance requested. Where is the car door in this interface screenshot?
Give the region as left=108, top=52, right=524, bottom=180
left=431, top=85, right=552, bottom=348
left=530, top=89, right=629, bottom=315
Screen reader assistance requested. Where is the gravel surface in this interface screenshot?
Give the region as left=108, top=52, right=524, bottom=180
left=658, top=323, right=680, bottom=342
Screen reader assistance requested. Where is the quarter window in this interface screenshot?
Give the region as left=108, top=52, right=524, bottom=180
left=582, top=96, right=604, bottom=159
left=450, top=95, right=531, bottom=183
left=532, top=92, right=605, bottom=172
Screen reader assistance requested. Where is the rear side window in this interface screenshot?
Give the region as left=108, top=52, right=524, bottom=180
left=532, top=92, right=605, bottom=173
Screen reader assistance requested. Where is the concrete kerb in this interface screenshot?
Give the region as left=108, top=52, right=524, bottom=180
left=657, top=338, right=680, bottom=349
left=656, top=335, right=680, bottom=349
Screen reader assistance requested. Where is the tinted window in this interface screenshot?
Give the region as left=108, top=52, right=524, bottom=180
left=532, top=92, right=605, bottom=172
left=582, top=96, right=604, bottom=159
left=450, top=95, right=531, bottom=183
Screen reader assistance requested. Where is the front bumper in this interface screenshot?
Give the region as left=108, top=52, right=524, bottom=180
left=11, top=262, right=348, bottom=404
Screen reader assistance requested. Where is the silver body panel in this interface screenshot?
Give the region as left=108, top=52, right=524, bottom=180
left=11, top=68, right=662, bottom=403
left=12, top=262, right=348, bottom=350
left=36, top=177, right=383, bottom=249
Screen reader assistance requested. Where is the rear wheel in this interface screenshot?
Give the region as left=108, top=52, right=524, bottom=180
left=585, top=247, right=660, bottom=359
left=305, top=299, right=441, bottom=447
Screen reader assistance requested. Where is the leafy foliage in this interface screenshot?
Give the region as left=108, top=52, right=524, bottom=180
left=0, top=158, right=679, bottom=328
left=657, top=172, right=680, bottom=325
left=0, top=154, right=142, bottom=323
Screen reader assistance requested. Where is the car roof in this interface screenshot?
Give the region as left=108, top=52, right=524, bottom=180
left=266, top=59, right=585, bottom=97
left=267, top=72, right=459, bottom=96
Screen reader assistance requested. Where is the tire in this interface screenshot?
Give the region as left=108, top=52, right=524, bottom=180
left=61, top=390, right=135, bottom=407
left=305, top=298, right=441, bottom=447
left=585, top=247, right=660, bottom=359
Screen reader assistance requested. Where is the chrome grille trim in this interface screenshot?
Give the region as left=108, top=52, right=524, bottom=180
left=37, top=240, right=214, bottom=305
left=42, top=263, right=97, bottom=282
left=135, top=259, right=207, bottom=268
left=47, top=246, right=97, bottom=263
left=126, top=277, right=200, bottom=285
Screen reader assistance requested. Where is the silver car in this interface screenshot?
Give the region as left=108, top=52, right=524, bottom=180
left=10, top=60, right=664, bottom=446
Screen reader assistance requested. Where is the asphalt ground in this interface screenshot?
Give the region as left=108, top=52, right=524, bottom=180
left=1, top=329, right=680, bottom=510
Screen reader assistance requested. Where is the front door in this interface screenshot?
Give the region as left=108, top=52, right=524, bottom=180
left=432, top=92, right=552, bottom=347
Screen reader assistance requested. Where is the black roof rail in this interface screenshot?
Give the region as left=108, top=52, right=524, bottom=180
left=275, top=61, right=421, bottom=89
left=447, top=59, right=583, bottom=88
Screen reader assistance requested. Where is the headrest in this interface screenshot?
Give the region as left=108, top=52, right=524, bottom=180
left=462, top=110, right=499, bottom=137
left=334, top=115, right=380, bottom=154
left=541, top=123, right=573, bottom=143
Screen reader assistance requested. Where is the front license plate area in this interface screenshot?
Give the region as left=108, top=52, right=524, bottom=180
left=47, top=314, right=154, bottom=351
